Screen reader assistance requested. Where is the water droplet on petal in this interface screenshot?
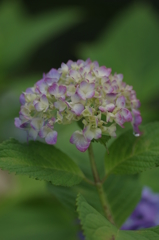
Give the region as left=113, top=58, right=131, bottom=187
left=133, top=132, right=140, bottom=137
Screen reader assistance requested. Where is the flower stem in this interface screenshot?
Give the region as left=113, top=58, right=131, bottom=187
left=88, top=143, right=114, bottom=224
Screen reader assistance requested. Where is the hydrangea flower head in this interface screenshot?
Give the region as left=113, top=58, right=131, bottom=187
left=15, top=59, right=142, bottom=152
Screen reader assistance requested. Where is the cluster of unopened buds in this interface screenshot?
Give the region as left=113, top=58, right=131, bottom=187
left=15, top=59, right=142, bottom=152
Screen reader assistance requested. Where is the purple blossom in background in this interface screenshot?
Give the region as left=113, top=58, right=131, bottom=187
left=78, top=187, right=159, bottom=239
left=121, top=187, right=159, bottom=230
left=78, top=231, right=85, bottom=240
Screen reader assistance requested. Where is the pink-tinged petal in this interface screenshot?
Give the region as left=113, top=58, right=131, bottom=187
left=86, top=90, right=95, bottom=99
left=106, top=93, right=117, bottom=101
left=115, top=112, right=125, bottom=128
left=38, top=126, right=48, bottom=138
left=99, top=106, right=106, bottom=112
left=77, top=81, right=95, bottom=100
left=70, top=131, right=90, bottom=152
left=132, top=109, right=142, bottom=125
left=94, top=128, right=102, bottom=139
left=132, top=109, right=142, bottom=135
left=122, top=108, right=132, bottom=122
left=85, top=58, right=92, bottom=65
left=98, top=66, right=112, bottom=77
left=66, top=60, right=74, bottom=68
left=77, top=88, right=86, bottom=100
left=131, top=99, right=141, bottom=109
left=83, top=126, right=94, bottom=141
left=38, top=81, right=48, bottom=94
left=20, top=122, right=30, bottom=128
left=28, top=128, right=38, bottom=140
left=77, top=59, right=84, bottom=66
left=116, top=96, right=125, bottom=108
left=70, top=70, right=81, bottom=81
left=45, top=69, right=60, bottom=85
left=49, top=83, right=58, bottom=95
left=31, top=118, right=44, bottom=130
left=41, top=95, right=48, bottom=104
left=132, top=111, right=142, bottom=134
left=19, top=93, right=25, bottom=105
left=84, top=126, right=102, bottom=141
left=85, top=72, right=95, bottom=83
left=99, top=103, right=115, bottom=113
left=45, top=77, right=59, bottom=85
left=59, top=63, right=69, bottom=73
left=45, top=131, right=57, bottom=145
left=46, top=68, right=60, bottom=79
left=92, top=61, right=99, bottom=68
left=59, top=85, right=67, bottom=95
left=34, top=102, right=44, bottom=111
left=26, top=87, right=34, bottom=94
left=117, top=74, right=123, bottom=81
left=71, top=103, right=84, bottom=116
left=80, top=81, right=88, bottom=89
left=105, top=103, right=115, bottom=112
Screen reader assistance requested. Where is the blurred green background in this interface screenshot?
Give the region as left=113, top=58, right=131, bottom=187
left=0, top=0, right=159, bottom=239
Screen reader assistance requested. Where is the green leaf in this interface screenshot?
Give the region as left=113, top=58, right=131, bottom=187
left=48, top=174, right=142, bottom=227
left=0, top=196, right=77, bottom=240
left=105, top=122, right=159, bottom=175
left=78, top=4, right=159, bottom=104
left=93, top=135, right=111, bottom=149
left=77, top=194, right=159, bottom=240
left=0, top=139, right=84, bottom=186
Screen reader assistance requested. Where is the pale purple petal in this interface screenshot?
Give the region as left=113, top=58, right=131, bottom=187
left=83, top=127, right=94, bottom=141
left=49, top=83, right=58, bottom=95
left=59, top=85, right=67, bottom=95
left=80, top=81, right=88, bottom=89
left=38, top=126, right=48, bottom=138
left=45, top=69, right=60, bottom=85
left=132, top=109, right=142, bottom=135
left=30, top=118, right=44, bottom=130
left=116, top=96, right=125, bottom=108
left=71, top=93, right=81, bottom=103
left=67, top=60, right=74, bottom=68
left=54, top=100, right=66, bottom=112
left=71, top=104, right=84, bottom=116
left=28, top=128, right=38, bottom=140
left=70, top=131, right=90, bottom=152
left=77, top=88, right=86, bottom=100
left=26, top=87, right=34, bottom=94
left=115, top=112, right=125, bottom=128
left=34, top=102, right=44, bottom=111
left=19, top=93, right=25, bottom=105
left=20, top=122, right=30, bottom=128
left=122, top=108, right=132, bottom=122
left=99, top=103, right=115, bottom=113
left=37, top=81, right=48, bottom=94
left=14, top=118, right=21, bottom=128
left=45, top=131, right=57, bottom=145
left=94, top=128, right=102, bottom=139
left=98, top=66, right=112, bottom=77
left=41, top=94, right=49, bottom=105
left=105, top=103, right=115, bottom=112
left=85, top=90, right=95, bottom=99
left=46, top=68, right=60, bottom=79
left=99, top=106, right=106, bottom=112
